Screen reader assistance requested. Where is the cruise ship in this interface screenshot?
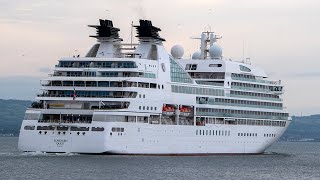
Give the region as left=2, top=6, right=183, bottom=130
left=18, top=19, right=290, bottom=154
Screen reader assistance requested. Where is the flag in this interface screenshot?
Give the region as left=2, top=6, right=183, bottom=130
left=73, top=88, right=76, bottom=100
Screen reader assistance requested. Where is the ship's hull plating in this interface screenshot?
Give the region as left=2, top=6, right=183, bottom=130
left=18, top=120, right=290, bottom=154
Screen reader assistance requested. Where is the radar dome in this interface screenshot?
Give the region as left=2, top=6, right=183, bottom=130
left=192, top=51, right=201, bottom=59
left=171, top=44, right=184, bottom=59
left=209, top=43, right=223, bottom=59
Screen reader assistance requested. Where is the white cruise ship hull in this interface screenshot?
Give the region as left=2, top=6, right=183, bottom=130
left=18, top=120, right=290, bottom=154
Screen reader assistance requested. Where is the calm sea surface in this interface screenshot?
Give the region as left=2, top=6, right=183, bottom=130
left=0, top=137, right=319, bottom=180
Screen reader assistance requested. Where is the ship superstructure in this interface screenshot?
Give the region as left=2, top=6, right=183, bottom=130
left=18, top=19, right=290, bottom=154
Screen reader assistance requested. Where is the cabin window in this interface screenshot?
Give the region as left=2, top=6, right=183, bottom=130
left=71, top=127, right=89, bottom=131
left=209, top=64, right=222, bottom=67
left=24, top=126, right=35, bottom=130
left=92, top=127, right=104, bottom=131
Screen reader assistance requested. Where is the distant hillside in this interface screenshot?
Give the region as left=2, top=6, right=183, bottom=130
left=0, top=99, right=31, bottom=135
left=281, top=115, right=320, bottom=141
left=0, top=99, right=319, bottom=139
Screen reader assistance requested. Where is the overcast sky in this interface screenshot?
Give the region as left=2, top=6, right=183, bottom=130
left=0, top=0, right=319, bottom=115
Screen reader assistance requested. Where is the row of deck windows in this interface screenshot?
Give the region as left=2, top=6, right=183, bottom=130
left=38, top=90, right=137, bottom=98
left=57, top=61, right=137, bottom=68
left=170, top=58, right=193, bottom=83
left=139, top=106, right=158, bottom=111
left=24, top=125, right=104, bottom=132
left=189, top=72, right=225, bottom=80
left=45, top=80, right=164, bottom=90
left=196, top=130, right=231, bottom=136
left=196, top=108, right=289, bottom=120
left=196, top=97, right=283, bottom=109
left=53, top=71, right=156, bottom=79
left=171, top=85, right=224, bottom=96
left=231, top=82, right=283, bottom=92
left=231, top=73, right=280, bottom=85
left=38, top=114, right=93, bottom=123
left=196, top=117, right=287, bottom=127
left=264, top=134, right=276, bottom=137
left=238, top=133, right=258, bottom=137
left=230, top=90, right=281, bottom=101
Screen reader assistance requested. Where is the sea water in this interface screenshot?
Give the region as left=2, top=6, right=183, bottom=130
left=0, top=137, right=319, bottom=180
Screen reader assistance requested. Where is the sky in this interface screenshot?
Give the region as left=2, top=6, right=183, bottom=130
left=0, top=0, right=319, bottom=115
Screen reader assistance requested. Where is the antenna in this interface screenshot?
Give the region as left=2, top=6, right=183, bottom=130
left=130, top=21, right=133, bottom=48
left=242, top=40, right=245, bottom=63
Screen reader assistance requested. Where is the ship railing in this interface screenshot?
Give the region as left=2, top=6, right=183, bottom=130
left=38, top=119, right=92, bottom=124
left=196, top=112, right=289, bottom=120
left=228, top=94, right=283, bottom=102
left=231, top=77, right=281, bottom=85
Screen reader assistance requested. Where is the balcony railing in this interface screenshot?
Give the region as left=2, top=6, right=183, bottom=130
left=196, top=112, right=288, bottom=120
left=228, top=94, right=282, bottom=102
left=231, top=76, right=281, bottom=85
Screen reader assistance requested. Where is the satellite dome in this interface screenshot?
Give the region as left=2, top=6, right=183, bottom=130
left=192, top=51, right=201, bottom=59
left=209, top=43, right=223, bottom=59
left=171, top=44, right=184, bottom=59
